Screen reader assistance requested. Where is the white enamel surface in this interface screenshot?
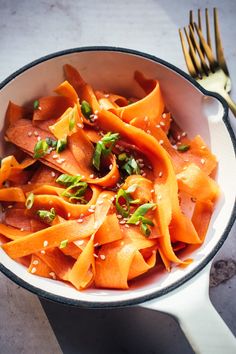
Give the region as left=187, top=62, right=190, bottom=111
left=0, top=50, right=235, bottom=305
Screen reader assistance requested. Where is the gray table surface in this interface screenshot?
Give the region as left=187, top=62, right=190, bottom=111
left=0, top=0, right=236, bottom=353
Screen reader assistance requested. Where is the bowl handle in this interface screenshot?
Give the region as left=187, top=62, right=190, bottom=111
left=141, top=263, right=236, bottom=354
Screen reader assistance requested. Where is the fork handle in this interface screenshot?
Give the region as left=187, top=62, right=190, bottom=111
left=218, top=90, right=236, bottom=117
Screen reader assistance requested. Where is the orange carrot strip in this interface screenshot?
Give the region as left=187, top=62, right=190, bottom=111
left=33, top=96, right=74, bottom=121
left=5, top=208, right=32, bottom=231
left=176, top=163, right=220, bottom=202
left=0, top=155, right=35, bottom=187
left=128, top=250, right=156, bottom=280
left=37, top=248, right=74, bottom=280
left=6, top=101, right=30, bottom=125
left=123, top=175, right=153, bottom=204
left=0, top=223, right=30, bottom=240
left=86, top=155, right=120, bottom=187
left=67, top=234, right=95, bottom=289
left=2, top=216, right=95, bottom=259
left=28, top=254, right=53, bottom=278
left=0, top=187, right=25, bottom=202
left=192, top=200, right=214, bottom=241
left=95, top=213, right=123, bottom=245
left=5, top=119, right=85, bottom=176
left=54, top=80, right=78, bottom=103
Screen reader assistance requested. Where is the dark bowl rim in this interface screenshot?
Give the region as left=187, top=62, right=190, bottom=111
left=0, top=45, right=235, bottom=309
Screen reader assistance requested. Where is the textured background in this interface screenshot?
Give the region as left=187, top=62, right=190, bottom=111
left=0, top=0, right=236, bottom=353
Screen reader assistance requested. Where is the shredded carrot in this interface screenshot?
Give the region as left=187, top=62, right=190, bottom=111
left=0, top=64, right=220, bottom=291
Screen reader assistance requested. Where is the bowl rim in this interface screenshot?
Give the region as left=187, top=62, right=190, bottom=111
left=0, top=45, right=235, bottom=308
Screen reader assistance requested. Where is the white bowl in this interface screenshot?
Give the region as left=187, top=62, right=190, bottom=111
left=0, top=47, right=235, bottom=308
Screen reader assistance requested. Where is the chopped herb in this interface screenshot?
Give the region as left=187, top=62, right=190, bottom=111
left=59, top=239, right=68, bottom=249
left=81, top=100, right=92, bottom=119
left=56, top=174, right=88, bottom=203
left=33, top=140, right=49, bottom=159
left=25, top=192, right=34, bottom=209
left=93, top=132, right=119, bottom=170
left=69, top=115, right=76, bottom=131
left=33, top=100, right=39, bottom=110
left=46, top=137, right=57, bottom=149
left=37, top=208, right=56, bottom=223
left=122, top=156, right=140, bottom=175
left=115, top=185, right=140, bottom=217
left=56, top=138, right=67, bottom=153
left=127, top=203, right=155, bottom=236
left=56, top=174, right=83, bottom=186
left=177, top=144, right=190, bottom=152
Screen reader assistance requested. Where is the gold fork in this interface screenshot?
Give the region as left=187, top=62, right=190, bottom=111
left=179, top=8, right=236, bottom=116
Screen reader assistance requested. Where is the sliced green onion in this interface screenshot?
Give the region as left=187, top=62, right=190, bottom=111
left=25, top=192, right=34, bottom=209
left=122, top=157, right=140, bottom=175
left=56, top=174, right=83, bottom=186
left=177, top=144, right=190, bottom=152
left=46, top=137, right=57, bottom=149
left=69, top=115, right=76, bottom=131
left=33, top=100, right=39, bottom=110
left=92, top=132, right=119, bottom=171
left=33, top=140, right=49, bottom=159
left=81, top=100, right=92, bottom=119
left=115, top=188, right=131, bottom=218
left=59, top=239, right=68, bottom=249
left=37, top=208, right=56, bottom=223
left=125, top=184, right=138, bottom=194
left=127, top=203, right=155, bottom=237
left=56, top=138, right=67, bottom=153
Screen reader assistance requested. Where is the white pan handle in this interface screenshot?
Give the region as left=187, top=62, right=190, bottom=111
left=141, top=262, right=236, bottom=354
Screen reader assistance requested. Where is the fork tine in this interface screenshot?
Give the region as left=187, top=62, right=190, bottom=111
left=189, top=25, right=209, bottom=75
left=189, top=10, right=194, bottom=28
left=193, top=23, right=218, bottom=72
left=214, top=7, right=229, bottom=75
left=184, top=26, right=203, bottom=77
left=179, top=29, right=197, bottom=78
left=205, top=8, right=212, bottom=50
left=197, top=9, right=202, bottom=30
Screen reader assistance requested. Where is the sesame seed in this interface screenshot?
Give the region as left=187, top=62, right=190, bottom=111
left=140, top=169, right=144, bottom=174
left=138, top=158, right=144, bottom=162
left=56, top=158, right=65, bottom=164
left=77, top=123, right=84, bottom=128
left=38, top=106, right=42, bottom=111
left=201, top=145, right=206, bottom=150
left=151, top=189, right=155, bottom=193
left=159, top=171, right=163, bottom=177
left=94, top=110, right=99, bottom=114
left=49, top=272, right=56, bottom=279
left=97, top=200, right=103, bottom=205
left=162, top=113, right=167, bottom=119
left=67, top=212, right=71, bottom=218
left=93, top=253, right=98, bottom=258
left=43, top=240, right=48, bottom=247
left=120, top=241, right=125, bottom=246
left=32, top=260, right=39, bottom=265
left=159, top=140, right=164, bottom=145
left=52, top=154, right=58, bottom=159
left=88, top=208, right=95, bottom=213
left=144, top=116, right=148, bottom=122
left=135, top=221, right=140, bottom=225
left=7, top=205, right=13, bottom=209
left=34, top=131, right=39, bottom=137
left=147, top=129, right=151, bottom=134
left=94, top=242, right=99, bottom=247
left=51, top=171, right=56, bottom=177
left=93, top=114, right=98, bottom=120
left=90, top=204, right=96, bottom=209
left=125, top=224, right=130, bottom=228
left=28, top=181, right=32, bottom=185
left=156, top=124, right=160, bottom=128
left=117, top=215, right=122, bottom=219
left=142, top=172, right=146, bottom=177
left=112, top=175, right=116, bottom=179
left=119, top=220, right=126, bottom=224
left=100, top=254, right=106, bottom=260
left=158, top=195, right=162, bottom=200
left=37, top=136, right=41, bottom=141
left=139, top=163, right=145, bottom=168
left=200, top=158, right=205, bottom=164
left=109, top=164, right=113, bottom=170
left=28, top=131, right=32, bottom=137
left=77, top=218, right=83, bottom=223
left=104, top=94, right=110, bottom=98
left=177, top=135, right=181, bottom=141
left=182, top=132, right=187, bottom=137
left=31, top=267, right=37, bottom=274
left=89, top=174, right=94, bottom=178
left=40, top=250, right=46, bottom=254
left=77, top=240, right=84, bottom=246
left=20, top=228, right=24, bottom=231
left=160, top=122, right=165, bottom=126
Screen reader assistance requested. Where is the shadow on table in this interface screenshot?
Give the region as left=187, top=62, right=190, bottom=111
left=40, top=298, right=193, bottom=354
